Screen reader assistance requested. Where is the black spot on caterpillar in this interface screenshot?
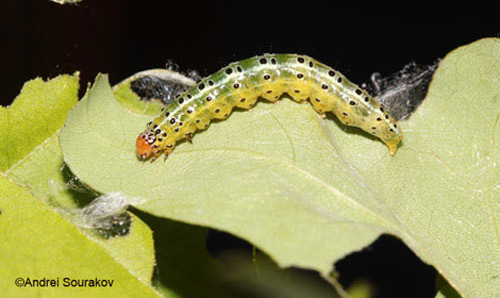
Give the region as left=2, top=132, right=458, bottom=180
left=136, top=54, right=403, bottom=161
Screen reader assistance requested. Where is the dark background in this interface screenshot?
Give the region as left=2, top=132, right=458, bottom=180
left=3, top=1, right=498, bottom=104
left=2, top=1, right=498, bottom=297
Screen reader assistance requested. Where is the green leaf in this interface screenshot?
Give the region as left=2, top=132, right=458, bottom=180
left=60, top=38, right=500, bottom=297
left=0, top=74, right=79, bottom=172
left=3, top=74, right=87, bottom=209
left=1, top=75, right=158, bottom=294
left=6, top=133, right=88, bottom=209
left=0, top=175, right=159, bottom=297
left=139, top=212, right=228, bottom=298
left=435, top=274, right=461, bottom=298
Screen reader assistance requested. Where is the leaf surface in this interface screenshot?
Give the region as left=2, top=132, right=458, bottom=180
left=1, top=74, right=159, bottom=296
left=0, top=175, right=159, bottom=297
left=60, top=39, right=500, bottom=297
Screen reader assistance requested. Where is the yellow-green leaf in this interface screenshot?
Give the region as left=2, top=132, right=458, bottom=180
left=0, top=74, right=79, bottom=172
left=60, top=38, right=500, bottom=297
left=0, top=74, right=158, bottom=294
left=0, top=175, right=159, bottom=297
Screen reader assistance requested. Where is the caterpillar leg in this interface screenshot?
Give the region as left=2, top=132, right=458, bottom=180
left=260, top=91, right=281, bottom=102
left=163, top=146, right=175, bottom=161
left=210, top=103, right=233, bottom=119
left=185, top=133, right=193, bottom=144
left=310, top=104, right=326, bottom=116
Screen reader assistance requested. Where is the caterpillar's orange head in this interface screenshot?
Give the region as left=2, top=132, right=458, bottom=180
left=136, top=130, right=155, bottom=160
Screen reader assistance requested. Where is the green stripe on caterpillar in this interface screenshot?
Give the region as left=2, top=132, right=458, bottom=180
left=136, top=54, right=403, bottom=161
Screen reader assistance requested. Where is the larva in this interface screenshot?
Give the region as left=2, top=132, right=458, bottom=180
left=136, top=54, right=402, bottom=161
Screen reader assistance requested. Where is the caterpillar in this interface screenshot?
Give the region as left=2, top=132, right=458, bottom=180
left=136, top=54, right=402, bottom=161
